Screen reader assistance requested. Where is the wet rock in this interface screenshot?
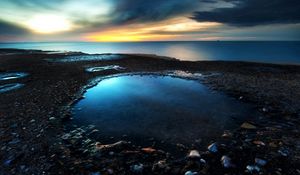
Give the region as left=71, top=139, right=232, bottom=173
left=185, top=170, right=198, bottom=175
left=141, top=147, right=156, bottom=153
left=222, top=130, right=233, bottom=138
left=253, top=140, right=266, bottom=146
left=49, top=117, right=56, bottom=121
left=246, top=165, right=260, bottom=173
left=152, top=160, right=168, bottom=171
left=89, top=172, right=101, bottom=175
left=96, top=141, right=128, bottom=152
left=255, top=158, right=267, bottom=166
left=0, top=83, right=24, bottom=93
left=0, top=72, right=28, bottom=81
left=221, top=155, right=235, bottom=168
left=4, top=159, right=12, bottom=166
left=278, top=147, right=289, bottom=157
left=130, top=163, right=143, bottom=173
left=241, top=122, right=257, bottom=129
left=188, top=150, right=201, bottom=158
left=208, top=143, right=218, bottom=153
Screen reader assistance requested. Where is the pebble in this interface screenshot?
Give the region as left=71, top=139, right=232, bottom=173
left=131, top=163, right=144, bottom=173
left=89, top=172, right=101, bottom=175
left=49, top=117, right=56, bottom=121
left=255, top=158, right=267, bottom=166
left=208, top=143, right=218, bottom=153
left=221, top=155, right=235, bottom=168
left=246, top=165, right=260, bottom=173
left=240, top=122, right=257, bottom=129
left=141, top=147, right=156, bottom=153
left=278, top=148, right=289, bottom=157
left=185, top=171, right=198, bottom=175
left=188, top=150, right=200, bottom=158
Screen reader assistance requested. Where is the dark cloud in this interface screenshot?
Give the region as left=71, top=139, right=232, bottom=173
left=192, top=0, right=300, bottom=26
left=111, top=0, right=199, bottom=24
left=0, top=20, right=29, bottom=35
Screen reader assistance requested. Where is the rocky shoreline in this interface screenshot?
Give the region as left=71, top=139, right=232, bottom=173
left=0, top=49, right=299, bottom=175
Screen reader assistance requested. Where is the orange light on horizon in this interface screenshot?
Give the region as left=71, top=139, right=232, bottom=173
left=84, top=17, right=221, bottom=42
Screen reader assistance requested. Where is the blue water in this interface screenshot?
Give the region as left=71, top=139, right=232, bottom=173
left=0, top=41, right=299, bottom=64
left=72, top=75, right=260, bottom=146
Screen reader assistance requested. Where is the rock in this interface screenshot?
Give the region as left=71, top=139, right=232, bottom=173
left=253, top=140, right=266, bottom=146
left=131, top=163, right=143, bottom=173
left=221, top=155, right=235, bottom=168
left=61, top=133, right=71, bottom=140
left=241, top=122, right=257, bottom=129
left=200, top=158, right=206, bottom=164
left=107, top=169, right=114, bottom=174
left=188, top=150, right=201, bottom=158
left=246, top=165, right=260, bottom=173
left=255, top=158, right=267, bottom=166
left=95, top=141, right=128, bottom=151
left=185, top=171, right=198, bottom=175
left=49, top=117, right=56, bottom=121
left=278, top=148, right=289, bottom=157
left=89, top=172, right=101, bottom=175
left=208, top=143, right=218, bottom=153
left=141, top=147, right=156, bottom=153
left=222, top=130, right=233, bottom=138
left=152, top=160, right=168, bottom=171
left=4, top=159, right=12, bottom=166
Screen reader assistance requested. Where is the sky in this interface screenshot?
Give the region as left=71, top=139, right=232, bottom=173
left=0, top=0, right=299, bottom=42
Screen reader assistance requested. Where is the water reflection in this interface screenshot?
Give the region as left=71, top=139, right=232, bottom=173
left=72, top=75, right=259, bottom=147
left=86, top=65, right=125, bottom=72
left=0, top=72, right=28, bottom=81
left=0, top=83, right=24, bottom=93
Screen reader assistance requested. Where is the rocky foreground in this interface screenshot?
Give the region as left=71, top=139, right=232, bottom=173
left=0, top=49, right=300, bottom=175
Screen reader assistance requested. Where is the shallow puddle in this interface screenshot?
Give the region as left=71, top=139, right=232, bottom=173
left=0, top=83, right=24, bottom=93
left=0, top=72, right=28, bottom=81
left=72, top=75, right=259, bottom=148
left=55, top=54, right=123, bottom=62
left=86, top=65, right=125, bottom=72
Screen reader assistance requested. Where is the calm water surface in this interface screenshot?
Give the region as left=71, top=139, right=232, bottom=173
left=72, top=75, right=260, bottom=148
left=1, top=41, right=299, bottom=64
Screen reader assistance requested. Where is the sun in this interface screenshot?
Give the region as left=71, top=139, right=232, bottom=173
left=26, top=15, right=72, bottom=34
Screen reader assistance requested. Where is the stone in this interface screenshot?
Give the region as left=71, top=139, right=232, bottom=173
left=152, top=160, right=168, bottom=171
left=141, top=147, right=156, bottom=153
left=221, top=155, right=235, bottom=168
left=89, top=172, right=101, bottom=175
left=255, top=158, right=267, bottom=166
left=241, top=122, right=257, bottom=129
left=246, top=165, right=260, bottom=173
left=253, top=140, right=266, bottom=146
left=131, top=163, right=143, bottom=173
left=185, top=171, right=198, bottom=175
left=188, top=150, right=201, bottom=158
left=49, top=117, right=56, bottom=121
left=208, top=143, right=218, bottom=153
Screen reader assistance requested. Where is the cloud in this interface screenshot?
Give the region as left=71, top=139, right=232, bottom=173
left=191, top=0, right=300, bottom=26
left=110, top=0, right=200, bottom=24
left=0, top=20, right=29, bottom=35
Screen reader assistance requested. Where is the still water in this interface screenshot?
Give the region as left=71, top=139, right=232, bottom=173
left=72, top=75, right=259, bottom=147
left=1, top=41, right=299, bottom=64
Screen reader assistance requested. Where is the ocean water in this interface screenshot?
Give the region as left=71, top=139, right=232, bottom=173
left=0, top=41, right=299, bottom=64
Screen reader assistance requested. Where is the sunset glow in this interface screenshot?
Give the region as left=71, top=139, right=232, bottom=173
left=26, top=15, right=72, bottom=34
left=0, top=0, right=299, bottom=41
left=85, top=18, right=221, bottom=42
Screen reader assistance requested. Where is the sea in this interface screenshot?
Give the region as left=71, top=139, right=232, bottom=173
left=0, top=41, right=299, bottom=64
